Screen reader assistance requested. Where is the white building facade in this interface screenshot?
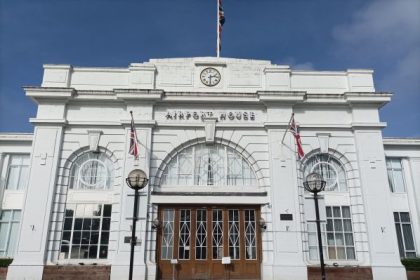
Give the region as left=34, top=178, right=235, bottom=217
left=0, top=57, right=419, bottom=280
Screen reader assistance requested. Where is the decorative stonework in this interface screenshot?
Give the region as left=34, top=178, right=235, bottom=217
left=203, top=117, right=218, bottom=144
left=87, top=130, right=102, bottom=152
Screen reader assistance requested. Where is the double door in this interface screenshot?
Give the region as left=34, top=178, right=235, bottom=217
left=157, top=205, right=261, bottom=280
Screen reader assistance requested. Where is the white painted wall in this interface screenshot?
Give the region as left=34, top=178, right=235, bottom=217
left=2, top=57, right=416, bottom=280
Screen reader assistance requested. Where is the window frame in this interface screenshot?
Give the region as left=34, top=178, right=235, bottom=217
left=59, top=203, right=112, bottom=261
left=303, top=154, right=348, bottom=192
left=4, top=154, right=30, bottom=191
left=161, top=144, right=257, bottom=187
left=394, top=212, right=417, bottom=258
left=69, top=152, right=114, bottom=191
left=307, top=206, right=356, bottom=262
left=386, top=158, right=406, bottom=193
left=0, top=210, right=21, bottom=257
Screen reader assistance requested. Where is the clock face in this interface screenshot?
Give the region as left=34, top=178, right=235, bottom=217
left=200, top=67, right=221, bottom=87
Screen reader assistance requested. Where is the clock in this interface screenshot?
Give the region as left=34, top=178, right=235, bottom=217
left=200, top=67, right=221, bottom=87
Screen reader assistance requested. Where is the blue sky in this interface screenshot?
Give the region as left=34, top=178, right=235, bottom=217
left=1, top=0, right=419, bottom=136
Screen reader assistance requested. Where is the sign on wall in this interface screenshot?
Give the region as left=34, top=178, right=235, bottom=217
left=164, top=110, right=257, bottom=122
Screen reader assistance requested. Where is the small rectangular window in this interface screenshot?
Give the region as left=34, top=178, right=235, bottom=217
left=394, top=212, right=417, bottom=258
left=0, top=210, right=21, bottom=257
left=5, top=154, right=30, bottom=190
left=386, top=158, right=406, bottom=193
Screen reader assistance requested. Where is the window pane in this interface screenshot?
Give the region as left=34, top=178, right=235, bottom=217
left=12, top=211, right=21, bottom=220
left=195, top=209, right=207, bottom=260
left=400, top=212, right=410, bottom=223
left=335, top=233, right=344, bottom=246
left=308, top=233, right=317, bottom=245
left=342, top=207, right=350, bottom=218
left=395, top=223, right=405, bottom=257
left=336, top=247, right=346, bottom=259
left=333, top=207, right=341, bottom=217
left=0, top=223, right=9, bottom=251
left=393, top=171, right=405, bottom=192
left=334, top=219, right=343, bottom=231
left=103, top=205, right=112, bottom=217
left=178, top=209, right=191, bottom=260
left=6, top=166, right=20, bottom=190
left=390, top=159, right=402, bottom=169
left=309, top=246, right=318, bottom=260
left=343, top=220, right=352, bottom=232
left=346, top=247, right=355, bottom=259
left=244, top=210, right=257, bottom=260
left=161, top=209, right=174, bottom=260
left=212, top=209, right=223, bottom=259
left=402, top=224, right=415, bottom=250
left=326, top=207, right=332, bottom=218
left=18, top=166, right=29, bottom=190
left=228, top=210, right=240, bottom=259
left=345, top=233, right=354, bottom=246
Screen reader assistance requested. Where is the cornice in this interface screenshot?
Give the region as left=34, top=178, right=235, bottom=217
left=162, top=91, right=259, bottom=103
left=29, top=118, right=67, bottom=126
left=383, top=138, right=420, bottom=146
left=0, top=133, right=33, bottom=142
left=344, top=92, right=392, bottom=108
left=257, top=91, right=306, bottom=104
left=24, top=87, right=75, bottom=104
left=115, top=89, right=163, bottom=102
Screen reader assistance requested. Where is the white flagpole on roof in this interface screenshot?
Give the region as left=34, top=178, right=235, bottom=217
left=217, top=0, right=220, bottom=58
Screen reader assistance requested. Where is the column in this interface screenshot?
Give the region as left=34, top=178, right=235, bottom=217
left=7, top=126, right=64, bottom=280
left=354, top=130, right=406, bottom=280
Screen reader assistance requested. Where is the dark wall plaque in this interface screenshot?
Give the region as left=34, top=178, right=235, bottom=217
left=280, top=214, right=293, bottom=221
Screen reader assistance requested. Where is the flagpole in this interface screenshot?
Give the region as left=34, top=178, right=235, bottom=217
left=281, top=113, right=294, bottom=144
left=217, top=0, right=220, bottom=58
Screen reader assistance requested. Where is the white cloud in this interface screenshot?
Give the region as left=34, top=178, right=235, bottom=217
left=333, top=0, right=420, bottom=58
left=276, top=57, right=315, bottom=70
left=331, top=0, right=420, bottom=136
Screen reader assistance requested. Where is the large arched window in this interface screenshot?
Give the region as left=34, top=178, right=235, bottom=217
left=161, top=144, right=257, bottom=186
left=69, top=152, right=114, bottom=190
left=60, top=151, right=115, bottom=261
left=303, top=154, right=347, bottom=192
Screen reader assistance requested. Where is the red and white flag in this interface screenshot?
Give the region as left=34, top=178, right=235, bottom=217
left=290, top=115, right=305, bottom=159
left=129, top=112, right=139, bottom=159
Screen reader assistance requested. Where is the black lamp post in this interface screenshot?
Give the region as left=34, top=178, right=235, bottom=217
left=303, top=172, right=327, bottom=280
left=126, top=169, right=149, bottom=280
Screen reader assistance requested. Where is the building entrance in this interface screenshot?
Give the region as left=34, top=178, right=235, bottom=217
left=156, top=205, right=261, bottom=280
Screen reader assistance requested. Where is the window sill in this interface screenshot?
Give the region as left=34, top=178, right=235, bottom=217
left=54, top=259, right=110, bottom=266
left=306, top=260, right=361, bottom=266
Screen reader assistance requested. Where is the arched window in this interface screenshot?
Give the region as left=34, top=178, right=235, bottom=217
left=161, top=144, right=257, bottom=186
left=60, top=151, right=114, bottom=260
left=69, top=152, right=114, bottom=190
left=303, top=154, right=347, bottom=192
